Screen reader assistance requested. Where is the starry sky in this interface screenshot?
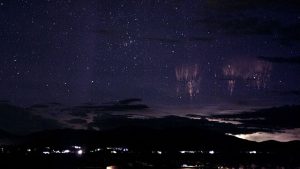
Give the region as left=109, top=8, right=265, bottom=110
left=0, top=0, right=300, bottom=110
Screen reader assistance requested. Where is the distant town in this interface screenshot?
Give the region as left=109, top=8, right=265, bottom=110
left=0, top=143, right=299, bottom=169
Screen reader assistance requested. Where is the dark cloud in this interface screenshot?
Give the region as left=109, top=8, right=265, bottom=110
left=258, top=56, right=300, bottom=64
left=104, top=98, right=143, bottom=105
left=143, top=37, right=180, bottom=44
left=0, top=100, right=10, bottom=104
left=142, top=35, right=214, bottom=44
left=76, top=103, right=149, bottom=111
left=214, top=105, right=300, bottom=130
left=67, top=98, right=149, bottom=118
left=194, top=1, right=300, bottom=45
left=2, top=100, right=298, bottom=137
left=67, top=118, right=87, bottom=124
left=48, top=102, right=63, bottom=106
left=267, top=90, right=300, bottom=96
left=202, top=17, right=279, bottom=36
left=89, top=113, right=258, bottom=134
left=29, top=104, right=49, bottom=109
left=0, top=129, right=14, bottom=139
left=185, top=114, right=203, bottom=118
left=278, top=90, right=300, bottom=96
left=118, top=98, right=142, bottom=104
left=198, top=17, right=300, bottom=44
left=206, top=0, right=300, bottom=11
left=278, top=23, right=300, bottom=45
left=75, top=98, right=149, bottom=112
left=69, top=110, right=89, bottom=117
left=188, top=36, right=214, bottom=42
left=0, top=103, right=62, bottom=134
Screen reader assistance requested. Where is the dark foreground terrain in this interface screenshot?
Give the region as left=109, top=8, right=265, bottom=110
left=0, top=152, right=299, bottom=169
left=1, top=127, right=300, bottom=169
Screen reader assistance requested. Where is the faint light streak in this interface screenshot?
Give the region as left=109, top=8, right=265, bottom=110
left=249, top=60, right=272, bottom=89
left=222, top=59, right=272, bottom=95
left=175, top=64, right=201, bottom=99
left=223, top=64, right=236, bottom=95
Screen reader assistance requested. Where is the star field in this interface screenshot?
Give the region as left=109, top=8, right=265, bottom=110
left=0, top=0, right=299, bottom=108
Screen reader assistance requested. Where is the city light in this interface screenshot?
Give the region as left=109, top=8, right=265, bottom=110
left=179, top=150, right=196, bottom=154
left=62, top=150, right=70, bottom=154
left=77, top=150, right=83, bottom=155
left=72, top=146, right=81, bottom=149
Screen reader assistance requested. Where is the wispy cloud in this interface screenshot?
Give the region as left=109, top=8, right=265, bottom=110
left=258, top=56, right=300, bottom=64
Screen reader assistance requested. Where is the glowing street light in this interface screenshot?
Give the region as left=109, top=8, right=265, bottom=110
left=77, top=150, right=83, bottom=155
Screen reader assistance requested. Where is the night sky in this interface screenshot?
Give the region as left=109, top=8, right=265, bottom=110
left=0, top=0, right=300, bottom=140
